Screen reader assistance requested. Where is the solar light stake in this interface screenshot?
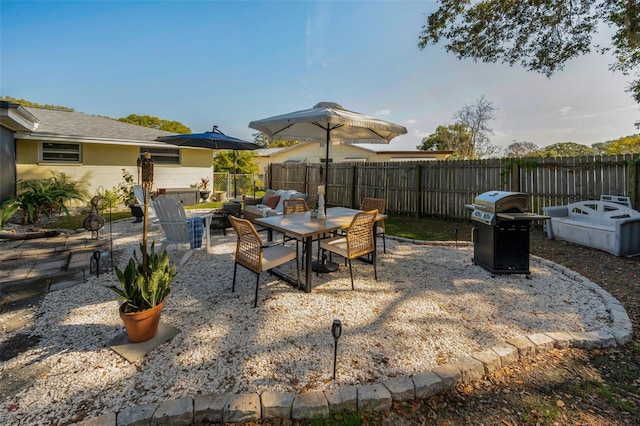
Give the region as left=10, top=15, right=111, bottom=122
left=453, top=227, right=458, bottom=249
left=331, top=319, right=342, bottom=380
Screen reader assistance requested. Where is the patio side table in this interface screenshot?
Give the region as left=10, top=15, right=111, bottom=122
left=209, top=203, right=242, bottom=235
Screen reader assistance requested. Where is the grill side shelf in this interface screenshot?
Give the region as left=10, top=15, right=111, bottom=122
left=496, top=213, right=548, bottom=221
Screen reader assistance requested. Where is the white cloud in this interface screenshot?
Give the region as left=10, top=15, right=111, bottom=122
left=558, top=106, right=572, bottom=116
left=375, top=109, right=390, bottom=116
left=305, top=3, right=329, bottom=69
left=406, top=118, right=417, bottom=124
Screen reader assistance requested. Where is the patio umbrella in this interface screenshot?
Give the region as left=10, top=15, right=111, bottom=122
left=156, top=126, right=260, bottom=198
left=248, top=102, right=407, bottom=210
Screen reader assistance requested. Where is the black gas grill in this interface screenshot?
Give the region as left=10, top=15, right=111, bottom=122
left=465, top=191, right=547, bottom=277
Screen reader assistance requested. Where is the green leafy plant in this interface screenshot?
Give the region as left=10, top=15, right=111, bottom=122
left=117, top=169, right=137, bottom=206
left=101, top=188, right=120, bottom=209
left=104, top=242, right=176, bottom=313
left=1, top=172, right=89, bottom=225
left=0, top=200, right=21, bottom=228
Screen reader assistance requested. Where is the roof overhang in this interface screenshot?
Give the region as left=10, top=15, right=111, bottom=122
left=0, top=102, right=40, bottom=132
left=15, top=132, right=184, bottom=148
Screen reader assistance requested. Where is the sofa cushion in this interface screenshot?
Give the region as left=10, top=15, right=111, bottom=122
left=244, top=204, right=283, bottom=218
left=265, top=195, right=281, bottom=209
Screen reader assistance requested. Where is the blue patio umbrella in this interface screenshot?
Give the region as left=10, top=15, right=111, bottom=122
left=157, top=126, right=260, bottom=198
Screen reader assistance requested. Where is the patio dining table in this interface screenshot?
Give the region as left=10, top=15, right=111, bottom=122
left=254, top=206, right=387, bottom=293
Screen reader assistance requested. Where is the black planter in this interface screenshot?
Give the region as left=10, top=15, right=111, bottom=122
left=129, top=205, right=144, bottom=223
left=199, top=191, right=211, bottom=202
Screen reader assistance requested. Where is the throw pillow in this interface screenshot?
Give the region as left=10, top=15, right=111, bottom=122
left=261, top=189, right=276, bottom=204
left=265, top=195, right=281, bottom=209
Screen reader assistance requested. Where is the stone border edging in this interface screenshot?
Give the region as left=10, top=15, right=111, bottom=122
left=74, top=242, right=633, bottom=426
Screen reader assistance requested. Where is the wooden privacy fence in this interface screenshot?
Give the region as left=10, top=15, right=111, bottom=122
left=265, top=154, right=640, bottom=220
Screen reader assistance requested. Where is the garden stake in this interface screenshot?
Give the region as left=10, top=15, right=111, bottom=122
left=453, top=227, right=458, bottom=249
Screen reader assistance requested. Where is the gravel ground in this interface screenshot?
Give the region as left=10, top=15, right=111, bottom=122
left=0, top=221, right=628, bottom=425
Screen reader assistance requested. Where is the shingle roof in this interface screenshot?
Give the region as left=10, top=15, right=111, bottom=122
left=23, top=107, right=177, bottom=142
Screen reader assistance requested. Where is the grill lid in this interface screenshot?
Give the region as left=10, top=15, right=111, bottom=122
left=473, top=191, right=528, bottom=213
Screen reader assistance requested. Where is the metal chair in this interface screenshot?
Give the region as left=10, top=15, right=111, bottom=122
left=360, top=197, right=387, bottom=253
left=230, top=216, right=300, bottom=307
left=318, top=209, right=378, bottom=290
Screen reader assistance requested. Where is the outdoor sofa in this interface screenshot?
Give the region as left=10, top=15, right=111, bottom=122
left=542, top=196, right=640, bottom=257
left=242, top=189, right=316, bottom=222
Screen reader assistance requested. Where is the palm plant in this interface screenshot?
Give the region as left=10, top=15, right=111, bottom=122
left=1, top=172, right=88, bottom=226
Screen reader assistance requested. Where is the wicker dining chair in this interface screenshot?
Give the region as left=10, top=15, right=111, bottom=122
left=230, top=216, right=300, bottom=307
left=283, top=198, right=309, bottom=214
left=360, top=197, right=387, bottom=253
left=318, top=209, right=378, bottom=290
left=281, top=198, right=310, bottom=267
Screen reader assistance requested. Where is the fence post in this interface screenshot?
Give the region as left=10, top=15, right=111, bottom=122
left=628, top=154, right=639, bottom=208
left=510, top=160, right=520, bottom=192
left=415, top=163, right=422, bottom=217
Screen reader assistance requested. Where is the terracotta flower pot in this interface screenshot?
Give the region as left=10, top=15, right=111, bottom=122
left=119, top=300, right=165, bottom=343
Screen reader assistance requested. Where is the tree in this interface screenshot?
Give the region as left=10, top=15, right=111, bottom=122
left=603, top=134, right=640, bottom=154
left=454, top=95, right=499, bottom=158
left=213, top=151, right=260, bottom=195
left=252, top=132, right=270, bottom=148
left=591, top=141, right=611, bottom=154
left=417, top=1, right=640, bottom=108
left=417, top=123, right=473, bottom=159
left=118, top=114, right=191, bottom=134
left=213, top=151, right=259, bottom=175
left=252, top=132, right=300, bottom=148
left=535, top=142, right=599, bottom=157
left=1, top=95, right=74, bottom=111
left=505, top=141, right=540, bottom=157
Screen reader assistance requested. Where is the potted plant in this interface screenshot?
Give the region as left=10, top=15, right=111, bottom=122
left=116, top=169, right=143, bottom=222
left=197, top=177, right=211, bottom=202
left=104, top=241, right=177, bottom=343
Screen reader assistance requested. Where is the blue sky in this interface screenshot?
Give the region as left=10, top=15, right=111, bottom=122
left=2, top=0, right=638, bottom=153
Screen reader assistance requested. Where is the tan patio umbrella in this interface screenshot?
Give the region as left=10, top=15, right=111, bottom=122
left=248, top=102, right=407, bottom=211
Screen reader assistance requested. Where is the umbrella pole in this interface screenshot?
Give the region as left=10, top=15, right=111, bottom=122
left=233, top=151, right=237, bottom=198
left=324, top=128, right=330, bottom=214
left=310, top=127, right=339, bottom=274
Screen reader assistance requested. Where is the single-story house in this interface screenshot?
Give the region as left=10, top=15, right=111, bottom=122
left=252, top=142, right=452, bottom=174
left=0, top=102, right=213, bottom=204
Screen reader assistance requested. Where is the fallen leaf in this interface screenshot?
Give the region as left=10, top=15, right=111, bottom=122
left=556, top=399, right=565, bottom=407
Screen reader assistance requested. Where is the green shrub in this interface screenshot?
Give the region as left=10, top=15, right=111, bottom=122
left=101, top=188, right=121, bottom=209
left=119, top=169, right=137, bottom=206
left=1, top=172, right=89, bottom=225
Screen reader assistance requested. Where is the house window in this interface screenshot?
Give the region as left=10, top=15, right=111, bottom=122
left=140, top=147, right=180, bottom=165
left=41, top=142, right=81, bottom=163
